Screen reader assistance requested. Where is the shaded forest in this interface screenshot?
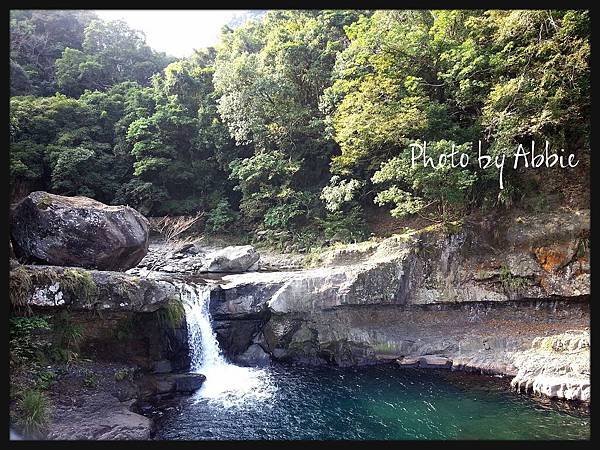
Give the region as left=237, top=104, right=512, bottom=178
left=10, top=10, right=590, bottom=250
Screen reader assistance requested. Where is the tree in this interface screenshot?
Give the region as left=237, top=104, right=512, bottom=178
left=228, top=150, right=303, bottom=227
left=9, top=9, right=590, bottom=234
left=10, top=91, right=131, bottom=203
left=10, top=10, right=95, bottom=95
left=55, top=19, right=174, bottom=97
left=10, top=59, right=33, bottom=96
left=372, top=141, right=477, bottom=221
left=213, top=10, right=367, bottom=230
left=324, top=10, right=590, bottom=221
left=124, top=50, right=240, bottom=216
left=476, top=11, right=590, bottom=156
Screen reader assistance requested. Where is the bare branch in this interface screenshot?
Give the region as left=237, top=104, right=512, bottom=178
left=149, top=212, right=204, bottom=244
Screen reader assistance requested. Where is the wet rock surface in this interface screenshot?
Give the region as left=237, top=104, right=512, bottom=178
left=10, top=191, right=149, bottom=271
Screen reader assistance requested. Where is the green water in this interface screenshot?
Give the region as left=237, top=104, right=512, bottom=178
left=154, top=365, right=590, bottom=440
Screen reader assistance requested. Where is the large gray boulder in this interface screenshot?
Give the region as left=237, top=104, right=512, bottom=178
left=10, top=191, right=149, bottom=271
left=201, top=245, right=260, bottom=273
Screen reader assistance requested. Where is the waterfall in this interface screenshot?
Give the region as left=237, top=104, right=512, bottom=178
left=179, top=283, right=225, bottom=371
left=177, top=281, right=275, bottom=407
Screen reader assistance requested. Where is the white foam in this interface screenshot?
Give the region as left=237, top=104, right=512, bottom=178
left=178, top=282, right=275, bottom=408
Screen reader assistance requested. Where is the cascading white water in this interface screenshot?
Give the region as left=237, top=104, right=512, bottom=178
left=178, top=282, right=274, bottom=408
left=179, top=284, right=224, bottom=371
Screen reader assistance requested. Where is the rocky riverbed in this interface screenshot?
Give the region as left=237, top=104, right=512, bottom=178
left=9, top=191, right=591, bottom=440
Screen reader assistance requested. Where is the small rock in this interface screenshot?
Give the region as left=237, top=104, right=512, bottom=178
left=396, top=357, right=419, bottom=367
left=201, top=245, right=260, bottom=273
left=418, top=355, right=452, bottom=369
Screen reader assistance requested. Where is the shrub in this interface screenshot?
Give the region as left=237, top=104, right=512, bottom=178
left=17, top=390, right=50, bottom=437
left=262, top=190, right=315, bottom=231
left=9, top=316, right=51, bottom=365
left=441, top=220, right=463, bottom=237
left=205, top=199, right=238, bottom=232
left=252, top=229, right=292, bottom=252
left=34, top=370, right=56, bottom=391
left=149, top=212, right=204, bottom=242
left=229, top=151, right=303, bottom=226
left=317, top=206, right=369, bottom=244
left=290, top=228, right=325, bottom=253
left=263, top=203, right=305, bottom=230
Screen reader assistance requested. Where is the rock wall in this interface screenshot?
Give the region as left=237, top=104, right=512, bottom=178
left=208, top=209, right=590, bottom=402
left=9, top=263, right=205, bottom=440
left=11, top=209, right=590, bottom=404
left=11, top=264, right=190, bottom=372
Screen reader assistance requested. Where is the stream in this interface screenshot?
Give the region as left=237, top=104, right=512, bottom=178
left=154, top=282, right=590, bottom=440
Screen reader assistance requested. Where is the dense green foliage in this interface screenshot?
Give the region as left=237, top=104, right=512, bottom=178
left=10, top=10, right=94, bottom=95
left=10, top=10, right=590, bottom=247
left=9, top=316, right=51, bottom=364
left=324, top=10, right=589, bottom=218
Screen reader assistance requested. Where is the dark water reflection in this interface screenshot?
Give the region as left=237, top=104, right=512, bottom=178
left=152, top=365, right=590, bottom=440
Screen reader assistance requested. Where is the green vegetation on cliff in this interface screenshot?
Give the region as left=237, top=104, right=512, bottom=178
left=10, top=10, right=590, bottom=248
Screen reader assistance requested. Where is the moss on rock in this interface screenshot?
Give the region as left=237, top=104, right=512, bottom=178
left=62, top=269, right=98, bottom=303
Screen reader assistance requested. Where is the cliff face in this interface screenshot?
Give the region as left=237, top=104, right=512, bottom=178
left=12, top=209, right=590, bottom=403
left=210, top=209, right=590, bottom=402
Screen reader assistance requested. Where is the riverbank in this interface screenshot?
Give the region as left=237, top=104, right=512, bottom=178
left=198, top=209, right=590, bottom=403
